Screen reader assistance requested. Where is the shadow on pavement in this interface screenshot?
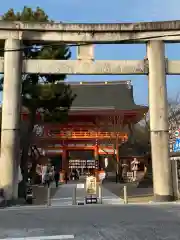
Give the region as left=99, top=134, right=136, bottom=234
left=32, top=185, right=59, bottom=205
left=103, top=177, right=153, bottom=199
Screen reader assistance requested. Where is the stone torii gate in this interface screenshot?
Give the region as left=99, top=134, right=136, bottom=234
left=0, top=20, right=180, bottom=201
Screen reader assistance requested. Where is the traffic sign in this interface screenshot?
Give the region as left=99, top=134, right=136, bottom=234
left=173, top=138, right=180, bottom=152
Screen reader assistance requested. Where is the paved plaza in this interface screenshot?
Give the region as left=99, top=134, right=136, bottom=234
left=50, top=183, right=123, bottom=206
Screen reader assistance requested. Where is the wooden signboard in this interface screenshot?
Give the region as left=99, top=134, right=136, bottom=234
left=86, top=176, right=97, bottom=195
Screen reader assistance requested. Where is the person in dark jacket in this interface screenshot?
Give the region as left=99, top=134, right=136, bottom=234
left=54, top=170, right=60, bottom=188
left=64, top=171, right=68, bottom=184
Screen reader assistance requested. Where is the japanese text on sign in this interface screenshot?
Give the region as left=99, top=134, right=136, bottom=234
left=86, top=176, right=97, bottom=195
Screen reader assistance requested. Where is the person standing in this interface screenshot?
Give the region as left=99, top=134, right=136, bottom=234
left=64, top=171, right=68, bottom=184
left=98, top=168, right=106, bottom=184
left=76, top=168, right=80, bottom=180
left=54, top=170, right=60, bottom=188
left=131, top=158, right=139, bottom=181
left=46, top=163, right=54, bottom=186
left=41, top=164, right=47, bottom=185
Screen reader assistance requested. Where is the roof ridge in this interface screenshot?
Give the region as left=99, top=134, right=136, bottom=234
left=66, top=81, right=131, bottom=86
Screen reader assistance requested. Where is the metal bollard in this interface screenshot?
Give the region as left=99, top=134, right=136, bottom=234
left=98, top=183, right=102, bottom=204
left=72, top=187, right=77, bottom=205
left=47, top=185, right=51, bottom=206
left=123, top=185, right=128, bottom=204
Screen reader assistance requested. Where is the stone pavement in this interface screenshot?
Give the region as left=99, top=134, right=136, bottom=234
left=51, top=183, right=85, bottom=206
left=101, top=186, right=123, bottom=204
left=50, top=183, right=123, bottom=206
left=104, top=181, right=153, bottom=198
left=1, top=204, right=180, bottom=239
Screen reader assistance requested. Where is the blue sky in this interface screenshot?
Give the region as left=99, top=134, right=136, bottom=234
left=1, top=0, right=180, bottom=106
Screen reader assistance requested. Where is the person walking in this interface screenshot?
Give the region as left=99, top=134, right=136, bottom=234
left=54, top=170, right=60, bottom=188
left=41, top=164, right=47, bottom=185
left=64, top=171, right=68, bottom=184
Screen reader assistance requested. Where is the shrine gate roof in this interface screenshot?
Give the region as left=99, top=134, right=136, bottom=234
left=69, top=81, right=147, bottom=112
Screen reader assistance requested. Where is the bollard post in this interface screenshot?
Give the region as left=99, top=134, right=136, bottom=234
left=123, top=185, right=128, bottom=204
left=98, top=183, right=102, bottom=204
left=72, top=187, right=77, bottom=205
left=47, top=184, right=51, bottom=207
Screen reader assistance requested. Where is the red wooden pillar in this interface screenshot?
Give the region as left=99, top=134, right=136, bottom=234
left=116, top=135, right=119, bottom=163
left=62, top=148, right=67, bottom=171
left=60, top=148, right=68, bottom=182
left=94, top=139, right=99, bottom=169
left=116, top=135, right=120, bottom=179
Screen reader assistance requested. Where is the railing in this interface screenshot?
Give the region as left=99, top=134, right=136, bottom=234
left=67, top=131, right=127, bottom=139
left=38, top=131, right=128, bottom=139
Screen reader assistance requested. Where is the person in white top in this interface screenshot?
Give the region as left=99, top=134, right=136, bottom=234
left=99, top=168, right=106, bottom=183
left=104, top=157, right=108, bottom=168
left=18, top=165, right=23, bottom=183
left=41, top=165, right=47, bottom=184
left=131, top=158, right=139, bottom=181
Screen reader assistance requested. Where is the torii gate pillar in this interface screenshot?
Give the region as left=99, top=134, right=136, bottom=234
left=147, top=40, right=173, bottom=201
left=0, top=38, right=22, bottom=200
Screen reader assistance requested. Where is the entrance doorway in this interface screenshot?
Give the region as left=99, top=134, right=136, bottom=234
left=68, top=150, right=95, bottom=177
left=49, top=155, right=62, bottom=172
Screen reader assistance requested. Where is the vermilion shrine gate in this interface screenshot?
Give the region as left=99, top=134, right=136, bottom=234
left=21, top=81, right=147, bottom=174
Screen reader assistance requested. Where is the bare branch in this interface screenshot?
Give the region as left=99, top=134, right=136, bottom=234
left=168, top=93, right=180, bottom=135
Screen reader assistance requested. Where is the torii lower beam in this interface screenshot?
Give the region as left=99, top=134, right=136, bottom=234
left=0, top=59, right=179, bottom=74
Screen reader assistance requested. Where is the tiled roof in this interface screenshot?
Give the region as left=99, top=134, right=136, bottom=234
left=69, top=81, right=147, bottom=111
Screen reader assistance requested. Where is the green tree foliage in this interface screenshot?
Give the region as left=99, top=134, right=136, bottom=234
left=2, top=7, right=75, bottom=119
left=0, top=7, right=76, bottom=192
